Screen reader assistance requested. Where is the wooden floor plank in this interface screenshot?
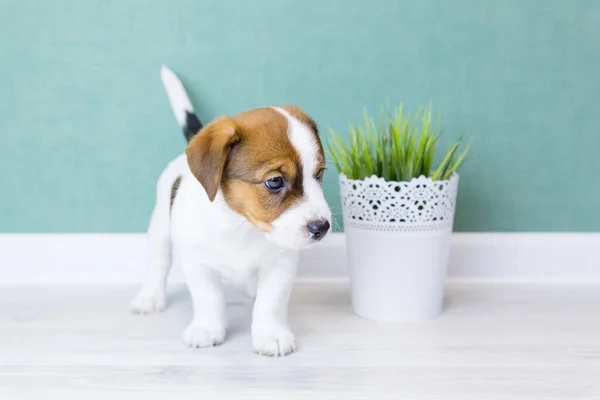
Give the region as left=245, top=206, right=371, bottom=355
left=1, top=283, right=599, bottom=398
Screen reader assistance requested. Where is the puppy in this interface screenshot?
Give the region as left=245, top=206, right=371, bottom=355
left=131, top=66, right=332, bottom=356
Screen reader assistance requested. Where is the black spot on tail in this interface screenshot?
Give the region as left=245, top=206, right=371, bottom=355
left=184, top=111, right=203, bottom=142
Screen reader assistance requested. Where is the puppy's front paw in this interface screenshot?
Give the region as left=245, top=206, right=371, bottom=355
left=183, top=323, right=226, bottom=348
left=252, top=324, right=296, bottom=357
left=130, top=287, right=166, bottom=314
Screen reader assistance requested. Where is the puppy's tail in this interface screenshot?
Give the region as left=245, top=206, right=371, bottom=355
left=160, top=65, right=203, bottom=142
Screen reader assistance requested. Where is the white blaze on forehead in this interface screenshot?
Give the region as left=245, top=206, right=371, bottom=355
left=266, top=107, right=331, bottom=249
left=272, top=106, right=330, bottom=218
left=271, top=107, right=319, bottom=180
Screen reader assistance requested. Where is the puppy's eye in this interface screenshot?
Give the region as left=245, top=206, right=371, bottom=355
left=264, top=176, right=285, bottom=192
left=315, top=168, right=326, bottom=183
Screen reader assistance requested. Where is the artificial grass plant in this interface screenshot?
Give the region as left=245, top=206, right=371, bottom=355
left=327, top=104, right=470, bottom=181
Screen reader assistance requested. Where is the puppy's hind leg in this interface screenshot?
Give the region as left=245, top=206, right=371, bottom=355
left=131, top=162, right=182, bottom=314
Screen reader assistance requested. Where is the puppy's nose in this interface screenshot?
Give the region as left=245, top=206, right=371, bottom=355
left=307, top=219, right=330, bottom=241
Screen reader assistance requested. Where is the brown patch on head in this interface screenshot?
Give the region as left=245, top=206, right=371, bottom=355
left=170, top=176, right=182, bottom=211
left=223, top=108, right=305, bottom=231
left=185, top=107, right=310, bottom=231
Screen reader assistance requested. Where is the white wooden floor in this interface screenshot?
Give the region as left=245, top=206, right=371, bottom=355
left=1, top=283, right=599, bottom=399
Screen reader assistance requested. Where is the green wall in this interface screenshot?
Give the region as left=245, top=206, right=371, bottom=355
left=1, top=0, right=599, bottom=233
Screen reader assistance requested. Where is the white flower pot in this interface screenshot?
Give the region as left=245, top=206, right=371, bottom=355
left=339, top=173, right=459, bottom=322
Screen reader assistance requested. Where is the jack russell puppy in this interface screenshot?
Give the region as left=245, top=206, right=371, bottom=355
left=131, top=66, right=332, bottom=356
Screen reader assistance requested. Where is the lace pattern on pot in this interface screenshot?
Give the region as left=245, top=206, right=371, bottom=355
left=339, top=174, right=459, bottom=232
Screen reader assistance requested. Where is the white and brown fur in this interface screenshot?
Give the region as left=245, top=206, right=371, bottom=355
left=131, top=66, right=332, bottom=356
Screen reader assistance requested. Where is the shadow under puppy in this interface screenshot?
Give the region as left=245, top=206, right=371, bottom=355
left=131, top=66, right=332, bottom=356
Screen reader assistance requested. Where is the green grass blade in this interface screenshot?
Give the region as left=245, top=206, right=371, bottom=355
left=432, top=141, right=461, bottom=180
left=442, top=140, right=471, bottom=179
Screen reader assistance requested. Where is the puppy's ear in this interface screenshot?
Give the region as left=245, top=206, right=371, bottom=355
left=186, top=116, right=239, bottom=202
